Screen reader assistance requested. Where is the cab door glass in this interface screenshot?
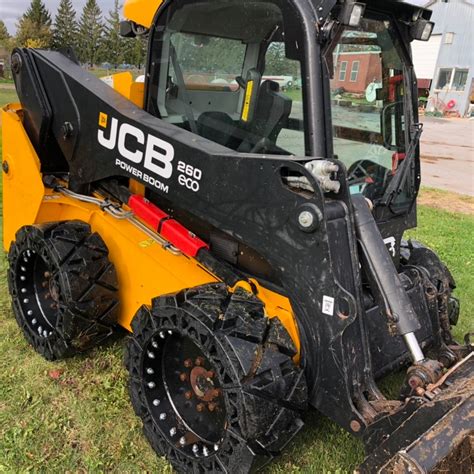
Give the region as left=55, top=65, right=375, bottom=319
left=150, top=0, right=307, bottom=156
left=326, top=19, right=410, bottom=206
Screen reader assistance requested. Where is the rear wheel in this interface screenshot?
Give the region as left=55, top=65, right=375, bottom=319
left=8, top=221, right=119, bottom=360
left=125, top=284, right=307, bottom=473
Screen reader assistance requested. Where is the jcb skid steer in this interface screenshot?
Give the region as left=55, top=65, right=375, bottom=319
left=2, top=0, right=473, bottom=471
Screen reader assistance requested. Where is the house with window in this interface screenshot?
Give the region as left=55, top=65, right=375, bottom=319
left=412, top=0, right=474, bottom=116
left=332, top=51, right=381, bottom=95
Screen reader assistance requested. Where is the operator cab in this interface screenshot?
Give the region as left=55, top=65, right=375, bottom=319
left=140, top=0, right=429, bottom=216
left=146, top=0, right=307, bottom=156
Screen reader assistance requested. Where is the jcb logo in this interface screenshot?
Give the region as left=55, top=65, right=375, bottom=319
left=97, top=113, right=174, bottom=179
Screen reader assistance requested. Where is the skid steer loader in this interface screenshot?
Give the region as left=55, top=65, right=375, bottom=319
left=2, top=0, right=473, bottom=471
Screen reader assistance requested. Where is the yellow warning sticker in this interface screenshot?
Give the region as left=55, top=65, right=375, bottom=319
left=99, top=112, right=108, bottom=128
left=241, top=80, right=254, bottom=122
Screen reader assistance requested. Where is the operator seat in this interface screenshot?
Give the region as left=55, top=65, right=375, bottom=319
left=238, top=80, right=292, bottom=153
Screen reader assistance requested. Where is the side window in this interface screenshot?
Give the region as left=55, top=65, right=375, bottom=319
left=350, top=61, right=360, bottom=82
left=150, top=1, right=307, bottom=157
left=436, top=68, right=452, bottom=90
left=170, top=33, right=245, bottom=92
left=339, top=61, right=348, bottom=81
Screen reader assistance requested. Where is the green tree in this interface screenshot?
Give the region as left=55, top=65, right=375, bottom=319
left=16, top=0, right=53, bottom=48
left=77, top=0, right=103, bottom=66
left=24, top=0, right=52, bottom=27
left=0, top=20, right=10, bottom=44
left=52, top=0, right=78, bottom=50
left=125, top=36, right=146, bottom=69
left=104, top=0, right=124, bottom=68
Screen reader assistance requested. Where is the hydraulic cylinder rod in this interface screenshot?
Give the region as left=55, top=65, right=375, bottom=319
left=352, top=195, right=424, bottom=363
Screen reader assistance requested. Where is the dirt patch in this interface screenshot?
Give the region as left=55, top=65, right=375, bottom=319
left=421, top=155, right=455, bottom=162
left=418, top=188, right=474, bottom=215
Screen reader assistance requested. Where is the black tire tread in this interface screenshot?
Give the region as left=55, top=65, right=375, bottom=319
left=125, top=283, right=307, bottom=473
left=8, top=220, right=119, bottom=360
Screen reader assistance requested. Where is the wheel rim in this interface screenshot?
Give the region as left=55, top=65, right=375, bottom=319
left=15, top=249, right=59, bottom=338
left=141, top=330, right=226, bottom=458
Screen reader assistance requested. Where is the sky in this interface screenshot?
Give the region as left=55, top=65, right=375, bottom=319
left=0, top=0, right=116, bottom=34
left=0, top=0, right=430, bottom=36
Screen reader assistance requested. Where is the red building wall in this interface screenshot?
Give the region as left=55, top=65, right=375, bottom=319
left=332, top=52, right=382, bottom=94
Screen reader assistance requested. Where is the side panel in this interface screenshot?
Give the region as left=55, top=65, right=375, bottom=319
left=36, top=194, right=218, bottom=330
left=2, top=108, right=300, bottom=346
left=2, top=105, right=45, bottom=250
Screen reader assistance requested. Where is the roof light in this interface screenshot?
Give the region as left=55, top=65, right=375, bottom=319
left=410, top=19, right=434, bottom=42
left=339, top=2, right=366, bottom=28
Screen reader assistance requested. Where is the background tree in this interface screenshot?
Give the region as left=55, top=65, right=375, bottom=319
left=52, top=0, right=78, bottom=50
left=0, top=21, right=10, bottom=45
left=103, top=0, right=124, bottom=68
left=16, top=0, right=52, bottom=48
left=125, top=36, right=146, bottom=69
left=77, top=0, right=103, bottom=66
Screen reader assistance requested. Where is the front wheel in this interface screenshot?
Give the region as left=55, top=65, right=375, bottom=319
left=125, top=284, right=307, bottom=473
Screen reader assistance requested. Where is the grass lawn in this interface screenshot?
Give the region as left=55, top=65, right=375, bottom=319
left=0, top=90, right=473, bottom=472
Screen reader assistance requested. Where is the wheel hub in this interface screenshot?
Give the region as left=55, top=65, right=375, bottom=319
left=141, top=330, right=226, bottom=458
left=15, top=249, right=58, bottom=338
left=190, top=366, right=217, bottom=401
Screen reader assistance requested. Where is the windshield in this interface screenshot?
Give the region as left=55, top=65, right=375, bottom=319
left=325, top=16, right=415, bottom=210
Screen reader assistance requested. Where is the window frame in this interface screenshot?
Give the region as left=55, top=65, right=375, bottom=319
left=339, top=61, right=348, bottom=81
left=435, top=67, right=469, bottom=91
left=349, top=60, right=360, bottom=82
left=436, top=68, right=453, bottom=90
left=452, top=68, right=469, bottom=91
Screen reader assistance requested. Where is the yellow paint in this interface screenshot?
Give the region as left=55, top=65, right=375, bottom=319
left=123, top=0, right=164, bottom=28
left=2, top=104, right=45, bottom=251
left=35, top=191, right=218, bottom=330
left=241, top=80, right=254, bottom=122
left=253, top=280, right=301, bottom=360
left=2, top=106, right=302, bottom=359
left=129, top=179, right=145, bottom=196
left=99, top=112, right=108, bottom=127
left=130, top=82, right=145, bottom=108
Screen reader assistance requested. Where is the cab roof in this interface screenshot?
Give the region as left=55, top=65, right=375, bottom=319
left=123, top=0, right=430, bottom=30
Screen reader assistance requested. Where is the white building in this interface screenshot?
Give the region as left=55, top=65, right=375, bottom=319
left=412, top=0, right=474, bottom=116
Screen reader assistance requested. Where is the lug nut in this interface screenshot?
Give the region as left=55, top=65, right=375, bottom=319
left=179, top=372, right=188, bottom=382
left=184, top=391, right=193, bottom=400
left=196, top=403, right=205, bottom=412
left=184, top=358, right=193, bottom=368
